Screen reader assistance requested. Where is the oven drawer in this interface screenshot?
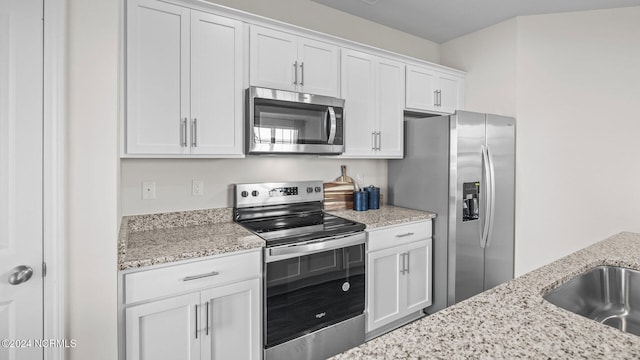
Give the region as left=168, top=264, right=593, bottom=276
left=367, top=220, right=432, bottom=252
left=124, top=250, right=261, bottom=304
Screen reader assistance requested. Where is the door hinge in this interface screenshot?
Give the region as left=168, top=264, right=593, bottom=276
left=42, top=262, right=47, bottom=277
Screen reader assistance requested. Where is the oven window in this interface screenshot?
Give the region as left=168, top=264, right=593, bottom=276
left=265, top=243, right=365, bottom=348
left=254, top=99, right=329, bottom=145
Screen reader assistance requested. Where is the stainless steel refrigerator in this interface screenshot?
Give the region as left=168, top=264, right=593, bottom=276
left=388, top=110, right=515, bottom=313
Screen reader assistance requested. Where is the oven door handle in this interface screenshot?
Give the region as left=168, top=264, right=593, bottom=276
left=266, top=232, right=366, bottom=262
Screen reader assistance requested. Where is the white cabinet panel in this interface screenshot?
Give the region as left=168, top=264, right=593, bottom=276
left=125, top=0, right=244, bottom=157
left=376, top=58, right=404, bottom=158
left=126, top=293, right=200, bottom=360
left=405, top=240, right=432, bottom=313
left=437, top=73, right=461, bottom=114
left=190, top=12, right=243, bottom=155
left=405, top=65, right=436, bottom=111
left=250, top=26, right=340, bottom=97
left=249, top=25, right=298, bottom=91
left=201, top=278, right=261, bottom=360
left=341, top=49, right=376, bottom=157
left=298, top=37, right=340, bottom=97
left=126, top=0, right=190, bottom=154
left=367, top=247, right=402, bottom=331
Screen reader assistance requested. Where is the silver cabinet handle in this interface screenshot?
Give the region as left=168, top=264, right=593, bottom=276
left=195, top=304, right=199, bottom=339
left=439, top=90, right=442, bottom=106
left=8, top=265, right=33, bottom=285
left=181, top=118, right=188, bottom=147
left=371, top=132, right=376, bottom=151
left=400, top=253, right=406, bottom=274
left=293, top=61, right=298, bottom=85
left=182, top=271, right=219, bottom=282
left=396, top=232, right=414, bottom=238
left=191, top=118, right=198, bottom=147
left=205, top=301, right=210, bottom=336
left=377, top=131, right=381, bottom=151
left=300, top=62, right=304, bottom=86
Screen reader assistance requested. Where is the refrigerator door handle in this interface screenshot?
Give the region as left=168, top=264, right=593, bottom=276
left=480, top=145, right=491, bottom=248
left=485, top=145, right=497, bottom=247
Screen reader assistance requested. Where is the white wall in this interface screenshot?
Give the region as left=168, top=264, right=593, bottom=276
left=122, top=158, right=387, bottom=215
left=204, top=0, right=440, bottom=63
left=66, top=0, right=119, bottom=358
left=441, top=7, right=640, bottom=275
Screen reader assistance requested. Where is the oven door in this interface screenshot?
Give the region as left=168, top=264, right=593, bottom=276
left=264, top=233, right=365, bottom=349
left=247, top=87, right=344, bottom=155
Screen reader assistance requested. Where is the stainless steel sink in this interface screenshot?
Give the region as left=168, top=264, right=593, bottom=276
left=543, top=266, right=640, bottom=336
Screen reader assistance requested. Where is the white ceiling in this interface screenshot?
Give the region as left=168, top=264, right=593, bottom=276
left=311, top=0, right=640, bottom=43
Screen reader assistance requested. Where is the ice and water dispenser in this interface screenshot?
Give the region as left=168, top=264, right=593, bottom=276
left=462, top=182, right=480, bottom=221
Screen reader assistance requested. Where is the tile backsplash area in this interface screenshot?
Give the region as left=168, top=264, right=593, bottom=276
left=121, top=157, right=387, bottom=215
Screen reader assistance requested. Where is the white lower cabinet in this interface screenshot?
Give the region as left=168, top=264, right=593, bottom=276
left=122, top=251, right=261, bottom=360
left=366, top=221, right=432, bottom=333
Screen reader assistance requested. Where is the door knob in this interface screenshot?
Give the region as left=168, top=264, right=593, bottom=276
left=8, top=265, right=33, bottom=285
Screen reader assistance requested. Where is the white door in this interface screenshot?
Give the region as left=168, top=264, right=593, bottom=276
left=405, top=65, right=437, bottom=111
left=298, top=37, right=340, bottom=97
left=0, top=0, right=44, bottom=359
left=341, top=49, right=376, bottom=157
left=125, top=293, right=201, bottom=360
left=249, top=25, right=298, bottom=91
left=437, top=73, right=461, bottom=114
left=126, top=0, right=190, bottom=155
left=190, top=11, right=243, bottom=156
left=376, top=57, right=404, bottom=158
left=201, top=279, right=260, bottom=360
left=404, top=239, right=432, bottom=313
left=366, top=246, right=402, bottom=332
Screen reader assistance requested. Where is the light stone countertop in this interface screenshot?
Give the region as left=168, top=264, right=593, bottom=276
left=118, top=208, right=264, bottom=271
left=332, top=232, right=640, bottom=359
left=328, top=205, right=436, bottom=229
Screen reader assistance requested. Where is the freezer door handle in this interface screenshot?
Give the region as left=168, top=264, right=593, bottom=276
left=485, top=145, right=497, bottom=247
left=480, top=145, right=491, bottom=248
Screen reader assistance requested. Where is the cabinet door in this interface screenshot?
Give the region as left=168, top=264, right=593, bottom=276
left=376, top=58, right=404, bottom=158
left=126, top=293, right=200, bottom=360
left=405, top=65, right=437, bottom=112
left=437, top=73, right=461, bottom=114
left=404, top=239, right=432, bottom=313
left=126, top=0, right=190, bottom=155
left=298, top=37, right=340, bottom=97
left=190, top=11, right=243, bottom=156
left=341, top=49, right=376, bottom=157
left=367, top=246, right=403, bottom=332
left=249, top=26, right=298, bottom=91
left=200, top=278, right=261, bottom=360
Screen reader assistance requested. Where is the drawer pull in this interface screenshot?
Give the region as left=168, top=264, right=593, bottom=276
left=396, top=232, right=414, bottom=238
left=182, top=271, right=220, bottom=282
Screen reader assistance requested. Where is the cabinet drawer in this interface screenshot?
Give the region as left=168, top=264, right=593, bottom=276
left=367, top=220, right=431, bottom=252
left=124, top=250, right=261, bottom=304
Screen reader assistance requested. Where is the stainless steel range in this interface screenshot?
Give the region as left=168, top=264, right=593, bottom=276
left=234, top=181, right=366, bottom=360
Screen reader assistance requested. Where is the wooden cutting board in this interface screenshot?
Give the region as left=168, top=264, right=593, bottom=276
left=323, top=182, right=356, bottom=210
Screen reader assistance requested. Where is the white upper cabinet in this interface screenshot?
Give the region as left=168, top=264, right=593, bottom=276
left=125, top=0, right=244, bottom=157
left=250, top=25, right=340, bottom=97
left=405, top=64, right=464, bottom=114
left=341, top=49, right=404, bottom=158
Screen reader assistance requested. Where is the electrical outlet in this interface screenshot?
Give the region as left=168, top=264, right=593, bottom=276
left=192, top=180, right=204, bottom=196
left=142, top=181, right=156, bottom=200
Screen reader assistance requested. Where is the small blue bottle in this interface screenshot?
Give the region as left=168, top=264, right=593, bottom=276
left=366, top=185, right=380, bottom=210
left=353, top=190, right=369, bottom=211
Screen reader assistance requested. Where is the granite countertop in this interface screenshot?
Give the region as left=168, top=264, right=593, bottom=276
left=332, top=232, right=640, bottom=359
left=118, top=208, right=264, bottom=271
left=328, top=205, right=436, bottom=229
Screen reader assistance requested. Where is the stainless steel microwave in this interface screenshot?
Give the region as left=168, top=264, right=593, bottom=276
left=246, top=87, right=345, bottom=155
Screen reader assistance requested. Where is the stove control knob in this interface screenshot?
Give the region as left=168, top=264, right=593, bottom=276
left=240, top=191, right=249, bottom=198
left=306, top=187, right=313, bottom=194
left=251, top=190, right=259, bottom=197
left=315, top=186, right=322, bottom=193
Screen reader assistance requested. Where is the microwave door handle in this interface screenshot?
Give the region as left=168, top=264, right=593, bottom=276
left=327, top=107, right=337, bottom=144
